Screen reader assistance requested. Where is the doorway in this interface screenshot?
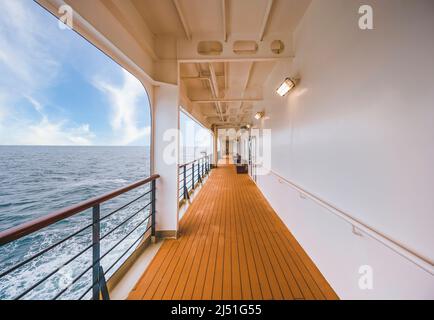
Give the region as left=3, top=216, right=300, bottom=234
left=249, top=136, right=257, bottom=182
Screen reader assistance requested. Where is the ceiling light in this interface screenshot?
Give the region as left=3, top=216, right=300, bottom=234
left=255, top=112, right=264, bottom=120
left=276, top=78, right=296, bottom=96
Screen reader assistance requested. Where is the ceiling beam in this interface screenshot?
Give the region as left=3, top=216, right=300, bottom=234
left=259, top=0, right=274, bottom=41
left=172, top=0, right=191, bottom=40
left=181, top=75, right=224, bottom=80
left=192, top=98, right=263, bottom=103
left=101, top=0, right=158, bottom=60
left=178, top=57, right=292, bottom=63
left=222, top=0, right=228, bottom=42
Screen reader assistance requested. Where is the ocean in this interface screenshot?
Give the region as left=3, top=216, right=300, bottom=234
left=0, top=146, right=151, bottom=300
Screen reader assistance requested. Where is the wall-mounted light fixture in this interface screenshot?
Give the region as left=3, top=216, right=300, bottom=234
left=276, top=77, right=296, bottom=96
left=255, top=112, right=265, bottom=120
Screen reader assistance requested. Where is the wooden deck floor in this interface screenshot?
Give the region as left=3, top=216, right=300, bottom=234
left=128, top=165, right=338, bottom=300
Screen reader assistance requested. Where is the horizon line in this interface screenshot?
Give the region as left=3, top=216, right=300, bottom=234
left=0, top=145, right=151, bottom=147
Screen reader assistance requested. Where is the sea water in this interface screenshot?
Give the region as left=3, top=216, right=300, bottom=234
left=0, top=146, right=151, bottom=300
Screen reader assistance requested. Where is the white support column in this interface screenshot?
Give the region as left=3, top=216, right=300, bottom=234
left=213, top=126, right=218, bottom=166
left=153, top=84, right=179, bottom=238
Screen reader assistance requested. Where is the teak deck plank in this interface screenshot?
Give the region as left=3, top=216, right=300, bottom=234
left=128, top=165, right=338, bottom=300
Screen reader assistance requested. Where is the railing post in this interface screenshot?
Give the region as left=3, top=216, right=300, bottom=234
left=183, top=166, right=188, bottom=200
left=192, top=162, right=195, bottom=190
left=198, top=159, right=202, bottom=184
left=92, top=204, right=100, bottom=301
left=151, top=179, right=156, bottom=241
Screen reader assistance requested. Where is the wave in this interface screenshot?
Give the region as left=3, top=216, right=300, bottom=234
left=0, top=146, right=151, bottom=300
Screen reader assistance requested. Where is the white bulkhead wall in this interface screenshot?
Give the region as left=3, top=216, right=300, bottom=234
left=253, top=0, right=434, bottom=299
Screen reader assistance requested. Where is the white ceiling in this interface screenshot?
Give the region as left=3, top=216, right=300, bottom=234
left=129, top=0, right=312, bottom=128
left=131, top=0, right=310, bottom=40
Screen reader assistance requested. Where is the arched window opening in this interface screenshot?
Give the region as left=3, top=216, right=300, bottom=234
left=0, top=0, right=151, bottom=300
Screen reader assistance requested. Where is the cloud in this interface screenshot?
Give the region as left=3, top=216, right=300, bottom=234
left=24, top=117, right=95, bottom=146
left=25, top=95, right=44, bottom=113
left=0, top=92, right=97, bottom=145
left=0, top=112, right=95, bottom=146
left=0, top=0, right=96, bottom=146
left=0, top=0, right=62, bottom=94
left=0, top=0, right=149, bottom=146
left=94, top=70, right=150, bottom=145
left=0, top=93, right=96, bottom=146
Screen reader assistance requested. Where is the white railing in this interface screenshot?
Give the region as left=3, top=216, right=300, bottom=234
left=268, top=170, right=434, bottom=275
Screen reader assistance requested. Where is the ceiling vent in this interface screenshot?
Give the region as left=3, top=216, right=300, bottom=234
left=197, top=41, right=223, bottom=56
left=233, top=41, right=258, bottom=55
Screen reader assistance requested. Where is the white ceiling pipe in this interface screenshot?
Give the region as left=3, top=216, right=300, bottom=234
left=190, top=65, right=225, bottom=122
left=224, top=62, right=228, bottom=92
left=222, top=0, right=228, bottom=42
left=208, top=63, right=225, bottom=121
left=193, top=64, right=220, bottom=118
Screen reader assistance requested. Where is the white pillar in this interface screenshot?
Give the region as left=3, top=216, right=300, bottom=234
left=213, top=126, right=218, bottom=166
left=153, top=84, right=179, bottom=238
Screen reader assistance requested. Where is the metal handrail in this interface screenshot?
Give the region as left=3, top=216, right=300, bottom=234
left=269, top=170, right=434, bottom=275
left=178, top=155, right=209, bottom=168
left=0, top=174, right=159, bottom=246
left=0, top=174, right=160, bottom=300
